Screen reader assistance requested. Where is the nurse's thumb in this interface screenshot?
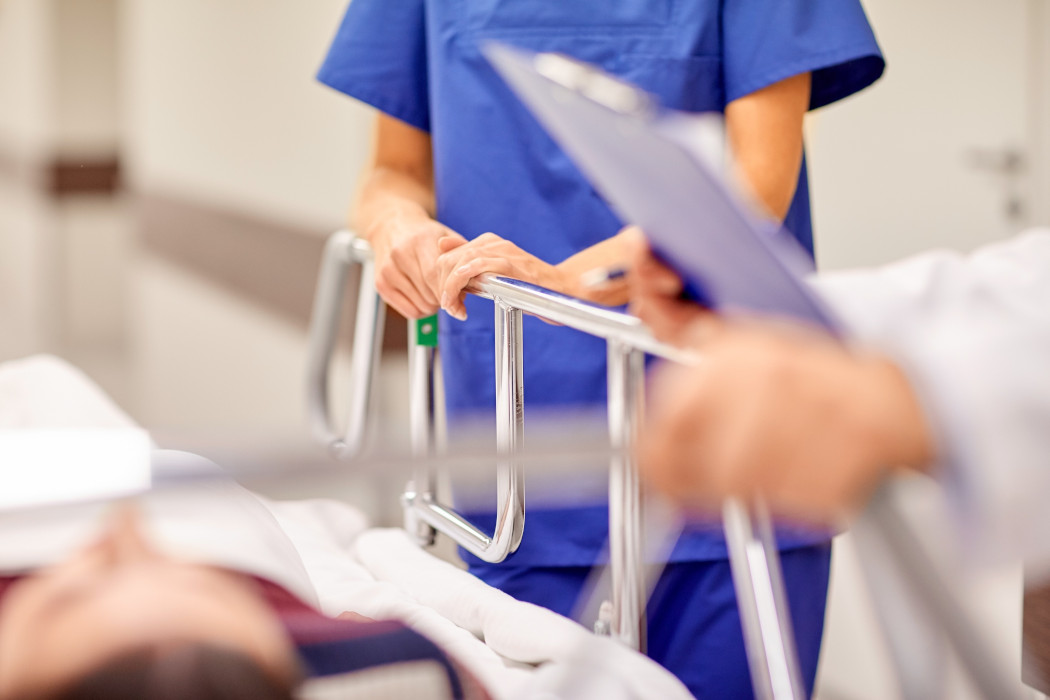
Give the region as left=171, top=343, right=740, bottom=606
left=438, top=235, right=466, bottom=253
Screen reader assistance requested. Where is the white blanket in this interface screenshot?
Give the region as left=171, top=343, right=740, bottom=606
left=271, top=503, right=691, bottom=699
left=0, top=355, right=692, bottom=700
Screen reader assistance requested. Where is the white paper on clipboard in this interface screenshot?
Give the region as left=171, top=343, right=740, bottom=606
left=483, top=43, right=841, bottom=332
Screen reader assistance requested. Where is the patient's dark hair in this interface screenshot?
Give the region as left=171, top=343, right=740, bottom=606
left=43, top=642, right=295, bottom=700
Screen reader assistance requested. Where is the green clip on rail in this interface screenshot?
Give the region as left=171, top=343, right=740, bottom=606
left=415, top=315, right=439, bottom=347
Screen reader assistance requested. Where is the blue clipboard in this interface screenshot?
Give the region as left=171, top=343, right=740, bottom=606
left=484, top=43, right=841, bottom=332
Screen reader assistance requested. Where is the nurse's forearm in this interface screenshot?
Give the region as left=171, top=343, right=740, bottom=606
left=353, top=114, right=467, bottom=319
left=354, top=168, right=436, bottom=243
left=353, top=114, right=437, bottom=241
left=725, top=72, right=811, bottom=222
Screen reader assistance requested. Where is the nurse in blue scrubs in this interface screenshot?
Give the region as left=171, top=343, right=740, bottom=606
left=318, top=3, right=883, bottom=696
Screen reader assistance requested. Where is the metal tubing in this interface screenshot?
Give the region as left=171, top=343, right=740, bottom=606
left=471, top=275, right=693, bottom=363
left=494, top=301, right=527, bottom=553
left=309, top=231, right=1019, bottom=700
left=470, top=272, right=805, bottom=695
left=607, top=342, right=647, bottom=652
left=723, top=499, right=805, bottom=700
left=400, top=300, right=526, bottom=562
left=309, top=233, right=804, bottom=692
left=406, top=320, right=439, bottom=546
left=306, top=231, right=385, bottom=457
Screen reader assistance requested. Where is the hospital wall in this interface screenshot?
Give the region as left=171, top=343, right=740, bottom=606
left=0, top=0, right=125, bottom=362
left=121, top=0, right=365, bottom=232
left=0, top=0, right=59, bottom=358
left=0, top=0, right=411, bottom=522
left=119, top=0, right=367, bottom=431
left=118, top=0, right=410, bottom=522
left=810, top=0, right=1050, bottom=270
left=0, top=0, right=383, bottom=430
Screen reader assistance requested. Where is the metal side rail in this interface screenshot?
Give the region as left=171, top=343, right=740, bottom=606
left=402, top=298, right=527, bottom=563
left=307, top=231, right=806, bottom=700
left=306, top=231, right=525, bottom=563
left=306, top=231, right=385, bottom=457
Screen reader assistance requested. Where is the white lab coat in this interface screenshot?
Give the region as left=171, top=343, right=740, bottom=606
left=809, top=228, right=1050, bottom=570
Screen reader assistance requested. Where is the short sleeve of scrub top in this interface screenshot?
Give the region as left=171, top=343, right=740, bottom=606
left=722, top=0, right=885, bottom=109
left=316, top=0, right=429, bottom=132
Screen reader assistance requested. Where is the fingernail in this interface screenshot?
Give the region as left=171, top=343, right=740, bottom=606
left=452, top=309, right=467, bottom=321
left=440, top=292, right=449, bottom=309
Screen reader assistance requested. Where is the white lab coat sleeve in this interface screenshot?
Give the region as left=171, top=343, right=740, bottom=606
left=808, top=228, right=1050, bottom=569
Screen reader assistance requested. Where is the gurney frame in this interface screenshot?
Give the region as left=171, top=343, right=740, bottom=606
left=307, top=230, right=806, bottom=700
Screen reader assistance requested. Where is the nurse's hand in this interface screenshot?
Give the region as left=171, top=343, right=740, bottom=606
left=370, top=218, right=467, bottom=319
left=435, top=233, right=573, bottom=321
left=639, top=319, right=936, bottom=524
left=627, top=240, right=709, bottom=347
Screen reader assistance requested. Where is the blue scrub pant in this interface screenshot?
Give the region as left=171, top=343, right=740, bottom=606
left=471, top=543, right=831, bottom=699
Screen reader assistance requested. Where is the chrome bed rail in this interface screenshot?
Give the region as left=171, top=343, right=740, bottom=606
left=306, top=231, right=385, bottom=456
left=307, top=230, right=805, bottom=699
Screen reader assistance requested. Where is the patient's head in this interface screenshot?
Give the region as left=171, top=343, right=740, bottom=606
left=0, top=506, right=299, bottom=699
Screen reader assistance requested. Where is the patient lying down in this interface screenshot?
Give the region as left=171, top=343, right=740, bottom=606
left=0, top=506, right=301, bottom=698
left=0, top=454, right=487, bottom=700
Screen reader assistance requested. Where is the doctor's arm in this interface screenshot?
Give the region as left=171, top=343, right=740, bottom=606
left=435, top=72, right=812, bottom=320
left=635, top=232, right=1050, bottom=566
left=354, top=114, right=466, bottom=319
left=629, top=246, right=935, bottom=520
left=637, top=313, right=935, bottom=523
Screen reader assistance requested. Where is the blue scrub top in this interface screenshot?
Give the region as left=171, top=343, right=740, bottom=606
left=319, top=0, right=884, bottom=568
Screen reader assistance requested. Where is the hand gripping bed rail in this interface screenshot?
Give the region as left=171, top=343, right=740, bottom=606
left=307, top=231, right=805, bottom=700
left=305, top=230, right=524, bottom=563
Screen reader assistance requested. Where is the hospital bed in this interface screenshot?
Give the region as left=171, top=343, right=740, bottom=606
left=305, top=230, right=1035, bottom=700
left=0, top=250, right=1029, bottom=699
left=0, top=358, right=691, bottom=699
left=306, top=230, right=808, bottom=699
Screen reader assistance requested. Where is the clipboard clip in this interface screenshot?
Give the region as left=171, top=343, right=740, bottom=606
left=533, top=52, right=655, bottom=118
